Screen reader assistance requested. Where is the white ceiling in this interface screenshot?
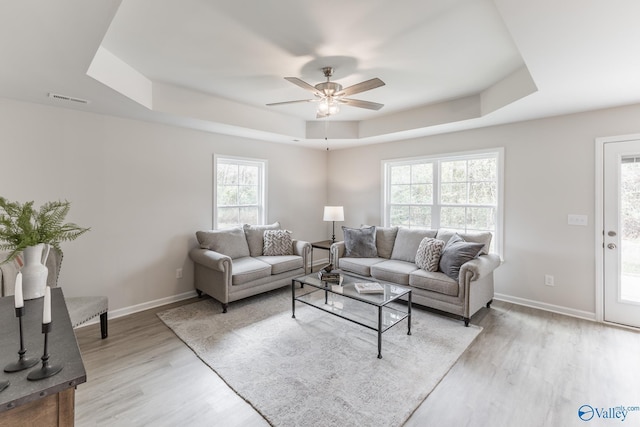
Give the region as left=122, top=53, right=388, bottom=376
left=1, top=0, right=640, bottom=149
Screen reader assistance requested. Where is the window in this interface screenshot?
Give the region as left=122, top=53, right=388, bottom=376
left=214, top=155, right=266, bottom=229
left=383, top=149, right=503, bottom=255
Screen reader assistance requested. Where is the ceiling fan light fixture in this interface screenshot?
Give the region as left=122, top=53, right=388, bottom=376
left=318, top=97, right=340, bottom=116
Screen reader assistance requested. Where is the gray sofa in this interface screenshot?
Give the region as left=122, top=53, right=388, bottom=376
left=330, top=226, right=501, bottom=326
left=189, top=223, right=311, bottom=312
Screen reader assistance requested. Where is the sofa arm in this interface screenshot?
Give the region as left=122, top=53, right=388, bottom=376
left=330, top=241, right=345, bottom=266
left=459, top=253, right=501, bottom=283
left=293, top=240, right=312, bottom=273
left=189, top=248, right=232, bottom=273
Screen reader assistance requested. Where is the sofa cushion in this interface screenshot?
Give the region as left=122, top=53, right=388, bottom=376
left=435, top=229, right=492, bottom=255
left=339, top=257, right=386, bottom=277
left=244, top=222, right=281, bottom=256
left=390, top=227, right=437, bottom=263
left=375, top=226, right=398, bottom=259
left=263, top=229, right=293, bottom=256
left=231, top=257, right=272, bottom=285
left=256, top=255, right=302, bottom=275
left=370, top=260, right=419, bottom=285
left=197, top=227, right=250, bottom=259
left=415, top=237, right=445, bottom=272
left=409, top=269, right=459, bottom=297
left=438, top=234, right=484, bottom=280
left=343, top=226, right=378, bottom=258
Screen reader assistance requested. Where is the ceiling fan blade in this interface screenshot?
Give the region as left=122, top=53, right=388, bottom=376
left=284, top=77, right=323, bottom=96
left=335, top=78, right=385, bottom=97
left=340, top=98, right=384, bottom=110
left=266, top=99, right=316, bottom=106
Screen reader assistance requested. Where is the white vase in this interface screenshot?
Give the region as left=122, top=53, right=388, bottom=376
left=21, top=243, right=50, bottom=300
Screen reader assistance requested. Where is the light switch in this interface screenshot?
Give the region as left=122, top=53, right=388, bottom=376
left=568, top=214, right=588, bottom=226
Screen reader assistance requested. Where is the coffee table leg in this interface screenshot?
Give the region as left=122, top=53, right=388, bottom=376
left=291, top=279, right=296, bottom=318
left=378, top=306, right=383, bottom=359
left=407, top=290, right=412, bottom=335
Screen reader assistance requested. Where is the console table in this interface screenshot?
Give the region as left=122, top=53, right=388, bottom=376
left=0, top=288, right=86, bottom=426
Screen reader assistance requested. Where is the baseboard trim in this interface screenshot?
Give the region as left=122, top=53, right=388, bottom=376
left=494, top=293, right=596, bottom=322
left=74, top=290, right=198, bottom=328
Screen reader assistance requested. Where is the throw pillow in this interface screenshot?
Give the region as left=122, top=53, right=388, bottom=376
left=196, top=227, right=250, bottom=259
left=438, top=234, right=485, bottom=280
left=415, top=237, right=445, bottom=272
left=263, top=229, right=293, bottom=256
left=243, top=222, right=281, bottom=256
left=342, top=226, right=378, bottom=258
left=436, top=228, right=493, bottom=255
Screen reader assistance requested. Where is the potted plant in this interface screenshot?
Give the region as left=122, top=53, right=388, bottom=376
left=0, top=197, right=90, bottom=299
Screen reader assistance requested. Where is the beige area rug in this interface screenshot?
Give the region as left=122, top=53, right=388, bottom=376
left=157, top=287, right=481, bottom=427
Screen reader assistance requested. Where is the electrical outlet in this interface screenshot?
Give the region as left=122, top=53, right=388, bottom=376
left=545, top=274, right=554, bottom=286
left=176, top=268, right=183, bottom=279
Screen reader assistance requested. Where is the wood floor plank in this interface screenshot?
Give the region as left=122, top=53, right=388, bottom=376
left=74, top=297, right=640, bottom=427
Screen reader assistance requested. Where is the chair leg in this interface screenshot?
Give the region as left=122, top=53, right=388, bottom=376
left=222, top=303, right=228, bottom=313
left=100, top=312, right=108, bottom=339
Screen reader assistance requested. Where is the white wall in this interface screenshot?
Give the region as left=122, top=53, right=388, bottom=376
left=328, top=103, right=640, bottom=317
left=0, top=98, right=327, bottom=313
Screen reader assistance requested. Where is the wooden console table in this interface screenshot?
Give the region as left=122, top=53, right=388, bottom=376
left=0, top=288, right=86, bottom=426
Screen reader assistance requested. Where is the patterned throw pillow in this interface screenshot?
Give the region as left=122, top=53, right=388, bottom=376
left=415, top=237, right=445, bottom=272
left=263, top=230, right=293, bottom=256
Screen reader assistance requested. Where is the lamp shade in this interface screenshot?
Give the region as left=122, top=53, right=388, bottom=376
left=323, top=206, right=344, bottom=222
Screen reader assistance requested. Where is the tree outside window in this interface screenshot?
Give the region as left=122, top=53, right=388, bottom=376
left=215, top=156, right=266, bottom=229
left=384, top=150, right=503, bottom=255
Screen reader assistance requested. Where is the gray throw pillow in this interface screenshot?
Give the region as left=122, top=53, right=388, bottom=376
left=435, top=229, right=492, bottom=255
left=342, top=226, right=378, bottom=258
left=438, top=234, right=484, bottom=280
left=196, top=227, right=250, bottom=259
left=263, top=229, right=293, bottom=256
left=243, top=222, right=281, bottom=256
left=415, top=237, right=445, bottom=272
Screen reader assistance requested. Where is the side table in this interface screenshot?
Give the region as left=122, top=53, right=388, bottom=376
left=310, top=240, right=334, bottom=271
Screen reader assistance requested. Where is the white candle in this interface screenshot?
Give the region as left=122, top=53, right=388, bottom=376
left=14, top=272, right=23, bottom=309
left=43, top=286, right=51, bottom=324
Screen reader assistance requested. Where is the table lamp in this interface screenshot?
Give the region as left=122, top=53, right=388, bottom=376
left=323, top=206, right=344, bottom=243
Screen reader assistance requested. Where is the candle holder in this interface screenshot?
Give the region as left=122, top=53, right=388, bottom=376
left=27, top=322, right=63, bottom=381
left=4, top=307, right=39, bottom=373
left=0, top=380, right=8, bottom=393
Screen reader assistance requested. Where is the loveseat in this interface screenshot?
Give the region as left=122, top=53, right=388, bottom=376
left=330, top=226, right=501, bottom=326
left=189, top=223, right=311, bottom=312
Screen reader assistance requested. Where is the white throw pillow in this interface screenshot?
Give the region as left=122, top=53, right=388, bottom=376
left=415, top=237, right=445, bottom=272
left=263, top=230, right=293, bottom=256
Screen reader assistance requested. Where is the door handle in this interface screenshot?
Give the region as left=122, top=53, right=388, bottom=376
left=608, top=231, right=617, bottom=237
left=607, top=243, right=617, bottom=250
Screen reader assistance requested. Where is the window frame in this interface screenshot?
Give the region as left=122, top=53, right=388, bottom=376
left=213, top=154, right=267, bottom=229
left=382, top=148, right=504, bottom=257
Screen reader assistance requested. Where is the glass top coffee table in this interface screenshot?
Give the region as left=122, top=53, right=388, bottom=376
left=292, top=272, right=412, bottom=359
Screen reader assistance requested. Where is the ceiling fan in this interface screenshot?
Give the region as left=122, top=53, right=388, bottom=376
left=267, top=67, right=385, bottom=118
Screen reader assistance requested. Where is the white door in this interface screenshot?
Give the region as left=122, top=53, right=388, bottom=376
left=603, top=139, right=640, bottom=328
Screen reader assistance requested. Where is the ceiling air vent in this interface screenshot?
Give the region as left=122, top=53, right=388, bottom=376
left=47, top=93, right=90, bottom=104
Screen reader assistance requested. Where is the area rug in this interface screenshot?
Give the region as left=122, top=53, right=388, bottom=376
left=157, top=287, right=481, bottom=427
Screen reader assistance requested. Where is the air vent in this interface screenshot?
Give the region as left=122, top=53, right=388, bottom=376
left=47, top=93, right=90, bottom=104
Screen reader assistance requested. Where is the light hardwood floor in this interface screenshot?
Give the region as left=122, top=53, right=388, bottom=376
left=74, top=297, right=640, bottom=427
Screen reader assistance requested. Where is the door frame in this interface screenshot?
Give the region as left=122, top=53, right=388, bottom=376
left=595, top=133, right=640, bottom=325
